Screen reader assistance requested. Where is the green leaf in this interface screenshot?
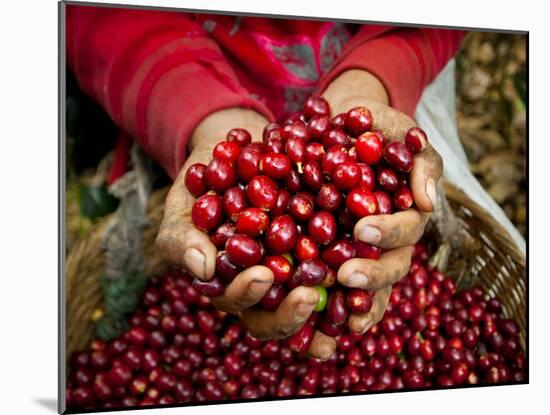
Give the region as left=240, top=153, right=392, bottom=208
left=79, top=183, right=118, bottom=220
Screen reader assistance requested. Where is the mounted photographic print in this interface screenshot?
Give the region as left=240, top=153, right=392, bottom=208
left=60, top=1, right=528, bottom=412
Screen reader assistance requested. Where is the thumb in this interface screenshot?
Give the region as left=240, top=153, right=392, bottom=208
left=156, top=180, right=218, bottom=281
left=409, top=145, right=443, bottom=213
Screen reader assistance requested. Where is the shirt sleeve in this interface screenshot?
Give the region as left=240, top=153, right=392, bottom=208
left=318, top=26, right=466, bottom=116
left=66, top=5, right=274, bottom=179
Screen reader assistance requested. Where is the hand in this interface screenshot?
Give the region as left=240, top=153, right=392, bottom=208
left=323, top=70, right=443, bottom=334
left=156, top=108, right=336, bottom=360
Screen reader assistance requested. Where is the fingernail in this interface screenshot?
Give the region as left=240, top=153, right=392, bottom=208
left=249, top=279, right=271, bottom=297
left=347, top=272, right=368, bottom=288
left=183, top=248, right=206, bottom=278
left=358, top=225, right=381, bottom=244
left=426, top=178, right=437, bottom=210
left=295, top=302, right=315, bottom=320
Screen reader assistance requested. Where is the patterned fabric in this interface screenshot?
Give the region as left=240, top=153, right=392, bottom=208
left=193, top=15, right=354, bottom=120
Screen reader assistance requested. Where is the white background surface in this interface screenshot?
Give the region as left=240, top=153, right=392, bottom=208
left=0, top=0, right=542, bottom=413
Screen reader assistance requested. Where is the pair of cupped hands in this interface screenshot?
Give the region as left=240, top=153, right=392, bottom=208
left=156, top=70, right=443, bottom=360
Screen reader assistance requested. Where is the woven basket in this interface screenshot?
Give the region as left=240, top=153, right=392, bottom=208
left=65, top=181, right=526, bottom=359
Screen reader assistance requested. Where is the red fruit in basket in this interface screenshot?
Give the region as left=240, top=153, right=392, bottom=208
left=127, top=327, right=147, bottom=346
left=326, top=289, right=348, bottom=325
left=345, top=106, right=373, bottom=136
left=192, top=276, right=226, bottom=297
left=295, top=235, right=319, bottom=262
left=227, top=128, right=252, bottom=147
left=338, top=208, right=356, bottom=230
left=405, top=127, right=428, bottom=154
left=321, top=240, right=355, bottom=269
left=191, top=193, right=223, bottom=232
left=384, top=142, right=413, bottom=173
left=265, top=137, right=284, bottom=153
left=260, top=285, right=286, bottom=311
left=316, top=184, right=342, bottom=212
left=226, top=234, right=263, bottom=267
left=205, top=158, right=237, bottom=191
left=287, top=319, right=315, bottom=352
left=374, top=191, right=392, bottom=214
left=319, top=318, right=344, bottom=337
left=285, top=136, right=306, bottom=167
left=266, top=215, right=299, bottom=254
left=346, top=188, right=378, bottom=217
left=263, top=255, right=293, bottom=284
left=322, top=145, right=350, bottom=176
left=352, top=240, right=382, bottom=259
left=287, top=193, right=315, bottom=222
left=142, top=349, right=159, bottom=372
left=222, top=186, right=247, bottom=221
left=486, top=297, right=503, bottom=313
left=215, top=251, right=240, bottom=282
left=305, top=142, right=325, bottom=162
left=73, top=367, right=93, bottom=386
left=237, top=146, right=263, bottom=182
left=282, top=122, right=310, bottom=143
left=308, top=211, right=337, bottom=246
left=450, top=363, right=469, bottom=384
left=173, top=379, right=194, bottom=402
left=285, top=168, right=302, bottom=192
left=307, top=115, right=332, bottom=140
left=90, top=350, right=110, bottom=370
left=500, top=319, right=519, bottom=338
left=332, top=161, right=362, bottom=191
left=357, top=163, right=375, bottom=190
left=394, top=187, right=414, bottom=211
left=322, top=128, right=349, bottom=149
left=109, top=364, right=132, bottom=386
left=260, top=153, right=292, bottom=180
left=420, top=339, right=436, bottom=361
left=403, top=369, right=424, bottom=388
left=332, top=112, right=346, bottom=129
left=348, top=145, right=358, bottom=161
left=304, top=95, right=330, bottom=119
left=184, top=163, right=207, bottom=197
left=377, top=168, right=399, bottom=192
left=72, top=386, right=95, bottom=407
left=70, top=351, right=90, bottom=368
left=263, top=123, right=281, bottom=141
left=346, top=289, right=374, bottom=314
left=356, top=131, right=383, bottom=164
left=236, top=208, right=270, bottom=237
left=213, top=141, right=241, bottom=163
left=272, top=189, right=290, bottom=216
left=302, top=160, right=324, bottom=191
left=293, top=259, right=327, bottom=286
left=210, top=222, right=236, bottom=249
left=246, top=175, right=278, bottom=210
left=129, top=375, right=148, bottom=396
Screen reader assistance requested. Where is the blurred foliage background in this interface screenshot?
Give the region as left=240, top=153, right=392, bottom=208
left=455, top=32, right=527, bottom=236
left=65, top=31, right=527, bottom=253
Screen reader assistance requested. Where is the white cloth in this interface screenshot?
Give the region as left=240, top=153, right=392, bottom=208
left=414, top=59, right=526, bottom=255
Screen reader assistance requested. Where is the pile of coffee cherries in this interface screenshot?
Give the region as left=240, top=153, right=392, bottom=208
left=66, top=241, right=526, bottom=410
left=185, top=96, right=430, bottom=348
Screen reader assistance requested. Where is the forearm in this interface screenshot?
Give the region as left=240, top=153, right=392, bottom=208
left=321, top=69, right=389, bottom=115
left=318, top=28, right=465, bottom=116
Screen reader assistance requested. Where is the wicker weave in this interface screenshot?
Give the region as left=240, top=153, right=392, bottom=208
left=65, top=182, right=526, bottom=359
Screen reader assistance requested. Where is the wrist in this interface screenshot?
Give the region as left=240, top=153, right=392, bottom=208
left=322, top=69, right=390, bottom=115
left=189, top=108, right=269, bottom=153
